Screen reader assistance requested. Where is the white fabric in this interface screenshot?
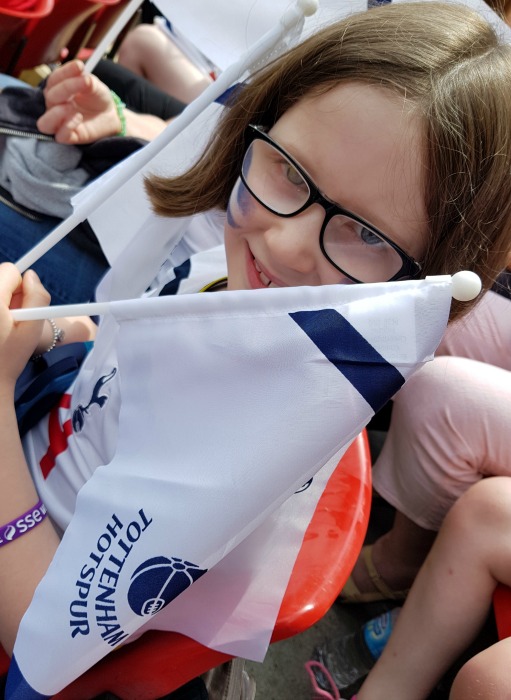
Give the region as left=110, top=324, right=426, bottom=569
left=9, top=275, right=453, bottom=698
left=153, top=0, right=367, bottom=70
left=82, top=104, right=227, bottom=267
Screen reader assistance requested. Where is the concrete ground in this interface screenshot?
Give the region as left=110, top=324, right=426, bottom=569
left=246, top=598, right=498, bottom=700
left=245, top=601, right=368, bottom=699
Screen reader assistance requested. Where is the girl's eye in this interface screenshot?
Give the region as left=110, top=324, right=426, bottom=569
left=284, top=163, right=304, bottom=186
left=360, top=227, right=383, bottom=246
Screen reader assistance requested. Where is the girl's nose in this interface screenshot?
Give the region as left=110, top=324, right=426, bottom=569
left=264, top=205, right=326, bottom=275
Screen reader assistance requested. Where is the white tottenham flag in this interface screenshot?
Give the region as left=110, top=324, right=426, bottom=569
left=7, top=275, right=453, bottom=698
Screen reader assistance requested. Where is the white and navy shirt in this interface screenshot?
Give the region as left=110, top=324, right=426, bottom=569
left=23, top=246, right=228, bottom=532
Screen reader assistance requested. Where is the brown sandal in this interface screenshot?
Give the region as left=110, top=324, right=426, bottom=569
left=339, top=544, right=410, bottom=603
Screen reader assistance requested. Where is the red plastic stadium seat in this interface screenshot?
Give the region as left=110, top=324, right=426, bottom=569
left=493, top=584, right=511, bottom=640
left=8, top=0, right=121, bottom=75
left=0, top=0, right=53, bottom=73
left=0, top=432, right=372, bottom=699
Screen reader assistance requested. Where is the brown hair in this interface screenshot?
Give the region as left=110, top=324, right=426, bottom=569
left=146, top=2, right=511, bottom=319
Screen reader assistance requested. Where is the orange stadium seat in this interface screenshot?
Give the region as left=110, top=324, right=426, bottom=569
left=493, top=583, right=511, bottom=641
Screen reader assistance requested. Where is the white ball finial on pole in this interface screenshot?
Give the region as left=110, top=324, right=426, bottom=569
left=298, top=0, right=319, bottom=16
left=451, top=271, right=482, bottom=302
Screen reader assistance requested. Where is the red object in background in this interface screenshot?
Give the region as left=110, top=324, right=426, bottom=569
left=0, top=0, right=53, bottom=73
left=3, top=0, right=122, bottom=75
left=493, top=584, right=511, bottom=641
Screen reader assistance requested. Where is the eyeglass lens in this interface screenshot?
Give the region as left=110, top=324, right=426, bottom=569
left=241, top=138, right=405, bottom=283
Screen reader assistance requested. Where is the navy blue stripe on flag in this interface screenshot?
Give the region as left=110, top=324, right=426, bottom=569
left=289, top=309, right=405, bottom=412
left=6, top=655, right=52, bottom=699
left=215, top=82, right=244, bottom=105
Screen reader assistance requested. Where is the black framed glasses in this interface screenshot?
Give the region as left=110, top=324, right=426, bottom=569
left=240, top=124, right=422, bottom=284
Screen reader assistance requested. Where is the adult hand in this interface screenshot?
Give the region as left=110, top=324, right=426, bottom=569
left=36, top=60, right=123, bottom=144
left=0, top=263, right=50, bottom=388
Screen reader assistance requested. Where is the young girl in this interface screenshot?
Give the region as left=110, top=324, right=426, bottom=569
left=2, top=0, right=511, bottom=671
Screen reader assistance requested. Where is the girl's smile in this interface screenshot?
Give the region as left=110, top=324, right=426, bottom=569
left=245, top=249, right=289, bottom=289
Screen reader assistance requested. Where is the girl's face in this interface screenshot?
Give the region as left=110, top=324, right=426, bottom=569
left=224, top=82, right=428, bottom=291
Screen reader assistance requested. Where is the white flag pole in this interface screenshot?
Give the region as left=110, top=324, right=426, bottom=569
left=9, top=273, right=482, bottom=322
left=12, top=301, right=114, bottom=320
left=83, top=0, right=145, bottom=74
left=15, top=0, right=319, bottom=274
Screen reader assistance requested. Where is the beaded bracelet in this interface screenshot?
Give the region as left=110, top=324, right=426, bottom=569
left=0, top=500, right=47, bottom=547
left=31, top=318, right=64, bottom=361
left=110, top=89, right=127, bottom=137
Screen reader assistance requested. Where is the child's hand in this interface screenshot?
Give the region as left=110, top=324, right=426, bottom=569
left=0, top=264, right=50, bottom=389
left=36, top=60, right=123, bottom=144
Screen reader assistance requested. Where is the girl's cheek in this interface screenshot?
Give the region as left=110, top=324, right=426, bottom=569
left=226, top=198, right=240, bottom=229
left=226, top=179, right=256, bottom=229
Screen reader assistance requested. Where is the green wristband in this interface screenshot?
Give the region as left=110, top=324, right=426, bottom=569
left=110, top=90, right=127, bottom=137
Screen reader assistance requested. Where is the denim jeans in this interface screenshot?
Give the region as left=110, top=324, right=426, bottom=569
left=0, top=205, right=109, bottom=305
left=0, top=74, right=26, bottom=88
left=0, top=73, right=109, bottom=305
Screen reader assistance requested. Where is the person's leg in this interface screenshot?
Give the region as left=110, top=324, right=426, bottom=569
left=93, top=59, right=186, bottom=120
left=347, top=356, right=511, bottom=597
left=0, top=205, right=108, bottom=304
left=0, top=74, right=27, bottom=88
left=360, top=511, right=436, bottom=594
left=358, top=477, right=511, bottom=700
left=117, top=25, right=212, bottom=104
left=437, top=290, right=511, bottom=370
left=449, top=638, right=511, bottom=700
